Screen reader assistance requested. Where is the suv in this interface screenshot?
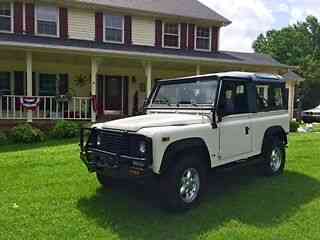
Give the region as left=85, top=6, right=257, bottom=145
left=80, top=72, right=289, bottom=211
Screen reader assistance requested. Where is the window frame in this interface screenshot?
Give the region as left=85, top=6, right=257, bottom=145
left=103, top=14, right=124, bottom=44
left=0, top=2, right=13, bottom=33
left=35, top=5, right=59, bottom=38
left=194, top=25, right=212, bottom=52
left=218, top=79, right=251, bottom=117
left=162, top=22, right=181, bottom=49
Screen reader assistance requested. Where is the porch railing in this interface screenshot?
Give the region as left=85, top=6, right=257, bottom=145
left=0, top=95, right=92, bottom=121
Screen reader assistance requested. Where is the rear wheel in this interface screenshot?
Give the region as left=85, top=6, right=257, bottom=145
left=160, top=152, right=208, bottom=211
left=260, top=137, right=286, bottom=176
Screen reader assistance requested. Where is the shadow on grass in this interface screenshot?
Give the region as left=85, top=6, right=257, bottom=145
left=77, top=168, right=320, bottom=240
left=0, top=138, right=79, bottom=153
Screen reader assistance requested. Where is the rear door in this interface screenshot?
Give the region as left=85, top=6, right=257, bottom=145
left=218, top=79, right=253, bottom=162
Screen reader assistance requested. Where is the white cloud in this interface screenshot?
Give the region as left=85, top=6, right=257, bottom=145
left=199, top=0, right=275, bottom=53
left=199, top=0, right=320, bottom=53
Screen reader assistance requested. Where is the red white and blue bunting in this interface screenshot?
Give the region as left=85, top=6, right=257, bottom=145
left=20, top=97, right=40, bottom=111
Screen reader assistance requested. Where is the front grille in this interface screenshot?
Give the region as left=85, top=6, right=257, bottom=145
left=96, top=130, right=129, bottom=154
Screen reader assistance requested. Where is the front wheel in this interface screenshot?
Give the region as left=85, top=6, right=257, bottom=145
left=159, top=153, right=207, bottom=211
left=260, top=137, right=286, bottom=176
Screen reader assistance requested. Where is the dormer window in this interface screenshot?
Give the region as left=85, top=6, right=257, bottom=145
left=195, top=26, right=211, bottom=51
left=104, top=14, right=124, bottom=43
left=36, top=5, right=59, bottom=37
left=0, top=2, right=12, bottom=33
left=163, top=23, right=180, bottom=48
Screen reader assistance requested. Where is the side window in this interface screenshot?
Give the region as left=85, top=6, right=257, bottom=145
left=256, top=83, right=286, bottom=112
left=220, top=81, right=249, bottom=116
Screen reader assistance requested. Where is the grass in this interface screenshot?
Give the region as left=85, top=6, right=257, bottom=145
left=1, top=133, right=320, bottom=240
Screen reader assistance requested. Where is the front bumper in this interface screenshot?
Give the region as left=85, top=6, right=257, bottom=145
left=81, top=149, right=153, bottom=179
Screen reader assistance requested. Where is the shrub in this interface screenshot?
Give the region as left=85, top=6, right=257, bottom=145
left=0, top=131, right=8, bottom=145
left=290, top=121, right=300, bottom=133
left=50, top=121, right=80, bottom=139
left=11, top=124, right=45, bottom=144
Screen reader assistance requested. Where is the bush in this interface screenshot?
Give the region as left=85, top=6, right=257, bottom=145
left=50, top=121, right=80, bottom=139
left=0, top=131, right=8, bottom=145
left=11, top=124, right=45, bottom=144
left=290, top=121, right=300, bottom=132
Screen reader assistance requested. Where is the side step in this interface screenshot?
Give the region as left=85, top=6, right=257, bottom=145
left=213, top=156, right=264, bottom=173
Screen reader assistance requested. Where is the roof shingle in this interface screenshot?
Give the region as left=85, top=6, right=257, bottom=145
left=75, top=0, right=231, bottom=25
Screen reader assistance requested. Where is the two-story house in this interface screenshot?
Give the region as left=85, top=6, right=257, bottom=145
left=0, top=0, right=300, bottom=124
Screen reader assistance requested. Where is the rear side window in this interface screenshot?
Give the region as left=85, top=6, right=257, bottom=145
left=256, top=83, right=287, bottom=112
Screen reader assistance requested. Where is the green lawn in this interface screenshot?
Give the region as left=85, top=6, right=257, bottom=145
left=1, top=133, right=320, bottom=240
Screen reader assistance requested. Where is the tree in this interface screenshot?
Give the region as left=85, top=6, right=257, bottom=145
left=253, top=16, right=320, bottom=109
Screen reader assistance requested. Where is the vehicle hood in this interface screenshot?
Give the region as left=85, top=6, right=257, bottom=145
left=93, top=113, right=210, bottom=132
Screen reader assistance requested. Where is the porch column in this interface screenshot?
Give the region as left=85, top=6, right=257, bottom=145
left=288, top=80, right=296, bottom=121
left=196, top=64, right=201, bottom=75
left=144, top=61, right=152, bottom=97
left=91, top=57, right=98, bottom=123
left=26, top=52, right=33, bottom=123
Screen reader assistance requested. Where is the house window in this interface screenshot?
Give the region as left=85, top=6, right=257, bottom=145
left=195, top=26, right=211, bottom=51
left=39, top=74, right=57, bottom=96
left=0, top=3, right=12, bottom=32
left=163, top=23, right=180, bottom=48
left=104, top=14, right=124, bottom=43
left=0, top=72, right=11, bottom=95
left=36, top=5, right=59, bottom=36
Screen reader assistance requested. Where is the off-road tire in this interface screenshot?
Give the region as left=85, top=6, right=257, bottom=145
left=260, top=137, right=286, bottom=176
left=159, top=152, right=208, bottom=212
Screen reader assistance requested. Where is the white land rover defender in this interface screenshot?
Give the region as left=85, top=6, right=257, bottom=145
left=80, top=72, right=289, bottom=211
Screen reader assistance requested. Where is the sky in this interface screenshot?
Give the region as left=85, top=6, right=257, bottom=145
left=199, top=0, right=320, bottom=52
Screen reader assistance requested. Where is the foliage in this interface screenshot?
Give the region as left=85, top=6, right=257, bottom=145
left=10, top=124, right=45, bottom=144
left=50, top=120, right=80, bottom=139
left=253, top=16, right=320, bottom=109
left=0, top=131, right=8, bottom=145
left=290, top=120, right=300, bottom=132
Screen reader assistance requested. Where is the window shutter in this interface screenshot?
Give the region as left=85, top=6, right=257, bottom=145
left=123, top=76, right=129, bottom=115
left=95, top=12, right=103, bottom=42
left=14, top=2, right=23, bottom=34
left=188, top=24, right=195, bottom=50
left=97, top=75, right=104, bottom=115
left=25, top=3, right=35, bottom=35
left=212, top=27, right=220, bottom=52
left=124, top=16, right=132, bottom=45
left=59, top=74, right=69, bottom=95
left=180, top=23, right=187, bottom=49
left=59, top=8, right=68, bottom=39
left=14, top=71, right=24, bottom=95
left=32, top=72, right=36, bottom=96
left=155, top=20, right=162, bottom=47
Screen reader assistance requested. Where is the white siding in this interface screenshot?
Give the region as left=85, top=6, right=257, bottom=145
left=68, top=8, right=95, bottom=41
left=132, top=17, right=155, bottom=46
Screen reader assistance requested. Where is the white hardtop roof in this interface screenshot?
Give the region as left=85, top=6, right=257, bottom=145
left=159, top=71, right=284, bottom=83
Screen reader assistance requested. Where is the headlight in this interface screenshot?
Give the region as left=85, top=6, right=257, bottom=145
left=138, top=141, right=147, bottom=154
left=97, top=134, right=102, bottom=146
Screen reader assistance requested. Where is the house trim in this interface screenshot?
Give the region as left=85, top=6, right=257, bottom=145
left=0, top=2, right=14, bottom=34
left=34, top=5, right=60, bottom=38
left=103, top=13, right=125, bottom=44
left=194, top=25, right=212, bottom=52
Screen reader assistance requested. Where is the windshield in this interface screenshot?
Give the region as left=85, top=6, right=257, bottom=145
left=150, top=78, right=219, bottom=108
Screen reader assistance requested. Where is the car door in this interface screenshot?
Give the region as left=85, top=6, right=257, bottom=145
left=218, top=79, right=253, bottom=162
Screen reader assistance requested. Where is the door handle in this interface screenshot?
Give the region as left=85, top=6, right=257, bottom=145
left=245, top=126, right=250, bottom=135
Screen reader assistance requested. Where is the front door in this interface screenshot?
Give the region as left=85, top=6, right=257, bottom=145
left=218, top=80, right=253, bottom=162
left=104, top=76, right=123, bottom=113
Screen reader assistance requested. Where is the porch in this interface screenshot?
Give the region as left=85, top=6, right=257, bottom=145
left=0, top=48, right=295, bottom=123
